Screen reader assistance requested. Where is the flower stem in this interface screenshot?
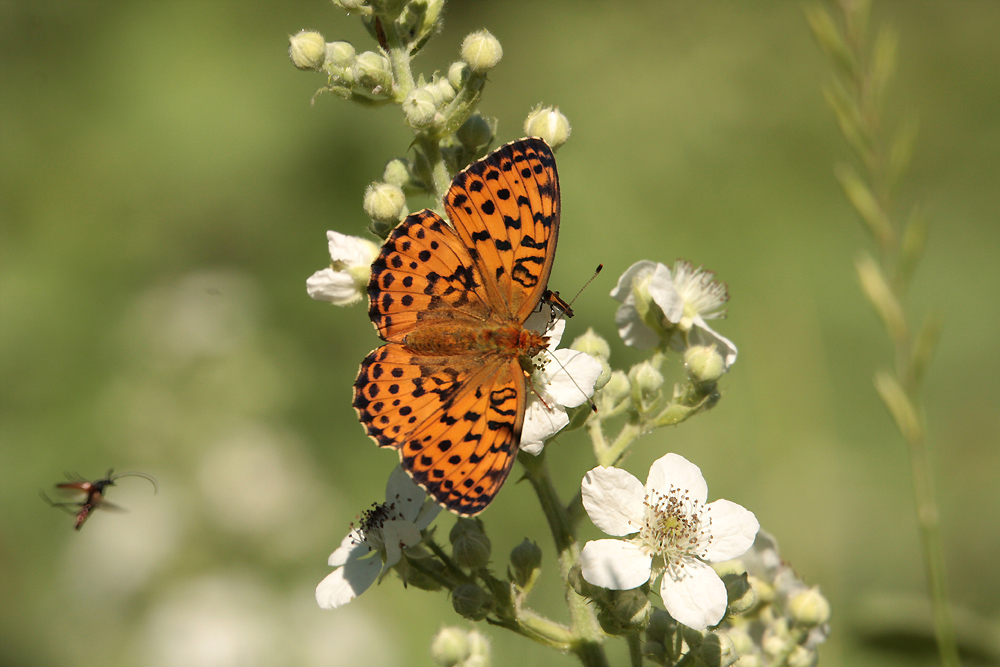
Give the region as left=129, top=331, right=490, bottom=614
left=518, top=451, right=609, bottom=667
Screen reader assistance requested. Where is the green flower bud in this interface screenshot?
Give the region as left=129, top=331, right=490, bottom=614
left=452, top=583, right=488, bottom=620
left=352, top=51, right=392, bottom=93
left=600, top=370, right=630, bottom=403
left=466, top=630, right=490, bottom=664
left=699, top=631, right=739, bottom=667
left=630, top=360, right=664, bottom=396
left=747, top=574, right=774, bottom=606
left=433, top=77, right=457, bottom=103
left=723, top=572, right=757, bottom=616
left=789, top=586, right=831, bottom=628
left=450, top=518, right=492, bottom=569
left=335, top=0, right=369, bottom=11
left=646, top=608, right=677, bottom=644
left=786, top=645, right=817, bottom=667
left=288, top=31, right=327, bottom=71
left=430, top=626, right=469, bottom=667
left=524, top=106, right=571, bottom=149
left=509, top=538, right=542, bottom=589
left=382, top=158, right=411, bottom=188
left=720, top=627, right=754, bottom=658
left=461, top=30, right=502, bottom=73
left=448, top=61, right=470, bottom=89
left=324, top=40, right=356, bottom=69
left=685, top=344, right=725, bottom=383
left=571, top=328, right=610, bottom=359
left=363, top=182, right=407, bottom=224
left=402, top=87, right=438, bottom=129
left=456, top=114, right=494, bottom=151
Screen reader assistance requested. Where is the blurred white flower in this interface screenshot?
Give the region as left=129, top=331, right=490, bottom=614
left=307, top=231, right=379, bottom=305
left=611, top=260, right=737, bottom=370
left=316, top=466, right=440, bottom=609
left=580, top=453, right=759, bottom=630
left=520, top=318, right=603, bottom=454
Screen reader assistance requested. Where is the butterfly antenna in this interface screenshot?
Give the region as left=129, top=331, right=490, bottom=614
left=110, top=471, right=159, bottom=494
left=543, top=264, right=603, bottom=322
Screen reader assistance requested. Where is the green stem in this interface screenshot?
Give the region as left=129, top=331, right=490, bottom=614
left=627, top=631, right=644, bottom=667
left=519, top=451, right=609, bottom=667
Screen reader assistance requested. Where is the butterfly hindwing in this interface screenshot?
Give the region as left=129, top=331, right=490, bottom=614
left=354, top=343, right=526, bottom=515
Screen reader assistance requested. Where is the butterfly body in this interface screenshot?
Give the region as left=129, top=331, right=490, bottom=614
left=355, top=138, right=560, bottom=516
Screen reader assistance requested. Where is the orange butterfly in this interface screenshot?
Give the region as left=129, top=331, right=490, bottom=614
left=354, top=138, right=561, bottom=515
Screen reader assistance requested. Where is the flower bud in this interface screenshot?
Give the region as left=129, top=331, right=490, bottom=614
left=335, top=0, right=368, bottom=11
left=450, top=518, right=492, bottom=569
left=747, top=574, right=774, bottom=606
left=600, top=370, right=630, bottom=404
left=630, top=361, right=664, bottom=396
left=456, top=114, right=494, bottom=151
left=363, top=182, right=407, bottom=224
left=524, top=106, right=571, bottom=149
left=646, top=608, right=677, bottom=644
left=685, top=344, right=725, bottom=383
left=789, top=586, right=831, bottom=628
left=466, top=630, right=490, bottom=664
left=509, top=538, right=542, bottom=589
left=352, top=51, right=392, bottom=93
left=723, top=572, right=757, bottom=616
left=460, top=30, right=502, bottom=73
left=448, top=61, right=470, bottom=89
left=720, top=627, right=754, bottom=658
left=324, top=40, right=356, bottom=69
left=433, top=77, right=457, bottom=103
left=402, top=87, right=438, bottom=129
left=430, top=626, right=469, bottom=667
left=288, top=31, right=327, bottom=71
left=452, top=583, right=488, bottom=620
left=382, top=158, right=411, bottom=188
left=786, top=645, right=817, bottom=667
left=571, top=328, right=610, bottom=360
left=699, top=631, right=739, bottom=667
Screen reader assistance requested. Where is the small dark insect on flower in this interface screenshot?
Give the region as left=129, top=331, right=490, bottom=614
left=42, top=469, right=158, bottom=531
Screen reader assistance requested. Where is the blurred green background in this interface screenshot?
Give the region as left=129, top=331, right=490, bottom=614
left=2, top=2, right=998, bottom=666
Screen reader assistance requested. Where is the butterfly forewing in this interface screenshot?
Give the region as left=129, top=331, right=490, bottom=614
left=446, top=137, right=560, bottom=323
left=368, top=210, right=496, bottom=342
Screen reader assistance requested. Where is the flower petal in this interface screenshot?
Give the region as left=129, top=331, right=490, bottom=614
left=690, top=316, right=738, bottom=370
left=704, top=499, right=759, bottom=562
left=326, top=230, right=378, bottom=266
left=647, top=262, right=684, bottom=324
left=580, top=539, right=652, bottom=590
left=610, top=260, right=657, bottom=303
left=544, top=349, right=602, bottom=408
left=659, top=559, right=728, bottom=630
left=384, top=466, right=425, bottom=522
left=520, top=399, right=568, bottom=452
left=315, top=553, right=381, bottom=609
left=307, top=269, right=363, bottom=305
left=645, top=453, right=708, bottom=506
left=380, top=518, right=421, bottom=568
left=581, top=466, right=645, bottom=536
left=328, top=529, right=370, bottom=567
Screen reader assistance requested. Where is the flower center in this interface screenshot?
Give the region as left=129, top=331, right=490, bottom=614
left=354, top=500, right=402, bottom=549
left=639, top=485, right=711, bottom=575
left=671, top=261, right=728, bottom=324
